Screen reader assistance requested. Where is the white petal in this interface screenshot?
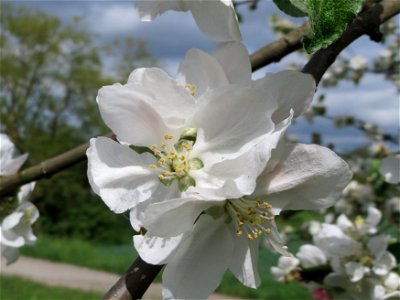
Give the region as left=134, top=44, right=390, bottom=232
left=142, top=198, right=214, bottom=237
left=133, top=232, right=188, bottom=265
left=368, top=235, right=390, bottom=257
left=176, top=48, right=229, bottom=96
left=337, top=214, right=354, bottom=231
left=373, top=252, right=396, bottom=276
left=380, top=154, right=400, bottom=184
left=98, top=68, right=193, bottom=146
left=383, top=272, right=400, bottom=290
left=366, top=206, right=382, bottom=227
left=162, top=215, right=233, bottom=300
left=212, top=41, right=251, bottom=84
left=191, top=80, right=277, bottom=161
left=313, top=224, right=362, bottom=258
left=229, top=234, right=260, bottom=288
left=263, top=71, right=316, bottom=124
left=297, top=244, right=327, bottom=268
left=134, top=0, right=188, bottom=21
left=254, top=143, right=352, bottom=212
left=1, top=212, right=24, bottom=231
left=345, top=261, right=366, bottom=282
left=17, top=182, right=35, bottom=204
left=0, top=134, right=28, bottom=175
left=86, top=137, right=162, bottom=213
left=277, top=255, right=300, bottom=271
left=188, top=0, right=241, bottom=41
left=0, top=243, right=20, bottom=265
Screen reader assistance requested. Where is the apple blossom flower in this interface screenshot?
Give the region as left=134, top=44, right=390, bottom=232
left=87, top=42, right=316, bottom=220
left=0, top=134, right=38, bottom=264
left=379, top=154, right=400, bottom=184
left=0, top=133, right=28, bottom=175
left=135, top=0, right=241, bottom=42
left=349, top=55, right=368, bottom=71
left=0, top=183, right=38, bottom=265
left=271, top=256, right=300, bottom=282
left=134, top=142, right=352, bottom=299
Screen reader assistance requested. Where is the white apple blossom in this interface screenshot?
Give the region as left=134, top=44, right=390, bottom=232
left=0, top=134, right=38, bottom=264
left=349, top=55, right=368, bottom=71
left=135, top=0, right=241, bottom=41
left=271, top=256, right=300, bottom=282
left=87, top=42, right=316, bottom=222
left=134, top=142, right=352, bottom=299
left=379, top=154, right=400, bottom=184
left=0, top=183, right=38, bottom=265
left=0, top=133, right=28, bottom=175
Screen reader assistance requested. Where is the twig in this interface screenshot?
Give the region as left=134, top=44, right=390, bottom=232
left=103, top=256, right=163, bottom=300
left=302, top=0, right=400, bottom=84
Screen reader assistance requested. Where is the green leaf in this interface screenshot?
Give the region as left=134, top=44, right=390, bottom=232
left=388, top=242, right=400, bottom=261
left=273, top=0, right=308, bottom=17
left=299, top=0, right=363, bottom=53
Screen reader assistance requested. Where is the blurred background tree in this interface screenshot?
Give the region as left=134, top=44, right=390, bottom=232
left=0, top=4, right=156, bottom=243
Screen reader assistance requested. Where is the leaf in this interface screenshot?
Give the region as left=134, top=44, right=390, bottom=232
left=387, top=242, right=400, bottom=261
left=299, top=0, right=363, bottom=53
left=273, top=0, right=308, bottom=17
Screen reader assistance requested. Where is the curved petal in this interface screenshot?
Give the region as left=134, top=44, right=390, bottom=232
left=0, top=134, right=28, bottom=175
left=98, top=68, right=193, bottom=146
left=1, top=212, right=23, bottom=231
left=367, top=235, right=389, bottom=257
left=254, top=143, right=352, bottom=212
left=229, top=233, right=260, bottom=288
left=17, top=182, right=35, bottom=204
left=191, top=80, right=277, bottom=161
left=297, top=244, right=327, bottom=268
left=263, top=71, right=316, bottom=124
left=142, top=198, right=216, bottom=237
left=0, top=243, right=20, bottom=265
left=86, top=137, right=161, bottom=213
left=188, top=0, right=241, bottom=41
left=134, top=232, right=189, bottom=265
left=176, top=48, right=229, bottom=97
left=162, top=215, right=233, bottom=300
left=345, top=261, right=366, bottom=282
left=135, top=0, right=188, bottom=21
left=192, top=111, right=293, bottom=199
left=373, top=252, right=396, bottom=276
left=212, top=41, right=251, bottom=84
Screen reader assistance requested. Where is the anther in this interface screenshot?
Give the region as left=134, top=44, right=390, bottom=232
left=164, top=134, right=174, bottom=140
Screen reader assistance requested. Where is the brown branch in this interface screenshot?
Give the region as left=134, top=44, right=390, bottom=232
left=0, top=133, right=115, bottom=197
left=103, top=256, right=163, bottom=300
left=302, top=0, right=400, bottom=84
left=250, top=22, right=309, bottom=72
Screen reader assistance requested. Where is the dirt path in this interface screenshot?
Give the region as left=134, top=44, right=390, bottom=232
left=0, top=256, right=238, bottom=299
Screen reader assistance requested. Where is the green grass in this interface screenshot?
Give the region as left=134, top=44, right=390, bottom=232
left=0, top=275, right=102, bottom=300
left=21, top=235, right=135, bottom=274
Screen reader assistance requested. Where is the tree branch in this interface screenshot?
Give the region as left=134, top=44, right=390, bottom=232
left=302, top=0, right=400, bottom=84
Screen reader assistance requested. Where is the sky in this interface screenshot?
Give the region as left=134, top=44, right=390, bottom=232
left=7, top=0, right=400, bottom=152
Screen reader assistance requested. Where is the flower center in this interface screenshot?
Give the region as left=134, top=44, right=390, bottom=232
left=184, top=84, right=197, bottom=96
left=225, top=198, right=275, bottom=240
left=148, top=130, right=203, bottom=192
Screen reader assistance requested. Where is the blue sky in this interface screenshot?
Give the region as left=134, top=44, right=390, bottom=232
left=9, top=0, right=400, bottom=152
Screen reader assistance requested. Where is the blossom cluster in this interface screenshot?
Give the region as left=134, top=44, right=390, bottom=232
left=86, top=1, right=354, bottom=299
left=0, top=134, right=38, bottom=265
left=271, top=207, right=400, bottom=300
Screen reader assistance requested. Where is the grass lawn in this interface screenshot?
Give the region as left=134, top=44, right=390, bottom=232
left=0, top=275, right=102, bottom=300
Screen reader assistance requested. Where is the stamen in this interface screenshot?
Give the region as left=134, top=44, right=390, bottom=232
left=226, top=197, right=276, bottom=241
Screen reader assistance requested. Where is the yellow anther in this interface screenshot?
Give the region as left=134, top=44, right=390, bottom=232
left=239, top=221, right=244, bottom=227
left=258, top=230, right=263, bottom=236
left=150, top=144, right=157, bottom=151
left=163, top=171, right=172, bottom=176
left=154, top=151, right=161, bottom=156
left=236, top=230, right=243, bottom=236
left=164, top=134, right=174, bottom=140
left=158, top=174, right=165, bottom=180
left=149, top=164, right=157, bottom=169
left=182, top=143, right=192, bottom=150
left=161, top=142, right=167, bottom=148
left=263, top=202, right=272, bottom=209
left=179, top=155, right=185, bottom=161
left=158, top=158, right=165, bottom=164
left=247, top=234, right=254, bottom=240
left=255, top=200, right=260, bottom=208
left=253, top=232, right=258, bottom=239
left=265, top=228, right=271, bottom=234
left=156, top=161, right=163, bottom=167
